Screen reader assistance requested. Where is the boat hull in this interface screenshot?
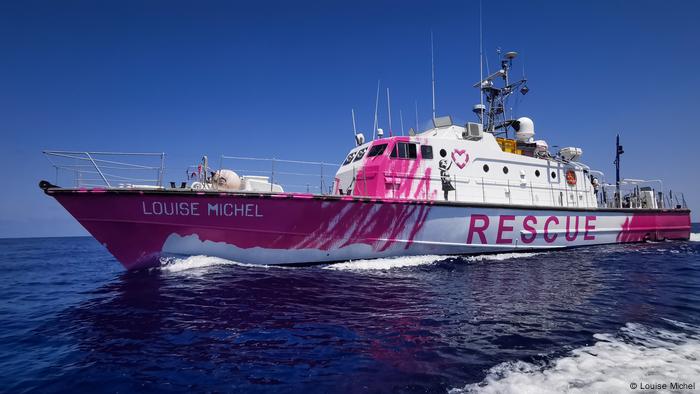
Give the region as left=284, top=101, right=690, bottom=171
left=44, top=187, right=692, bottom=270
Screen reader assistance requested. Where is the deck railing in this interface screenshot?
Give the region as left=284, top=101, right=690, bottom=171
left=219, top=155, right=337, bottom=194
left=345, top=171, right=598, bottom=208
left=42, top=151, right=687, bottom=210
left=344, top=170, right=687, bottom=210
left=43, top=151, right=166, bottom=188
left=598, top=181, right=686, bottom=210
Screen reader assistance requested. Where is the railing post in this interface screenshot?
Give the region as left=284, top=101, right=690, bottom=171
left=159, top=153, right=165, bottom=187
left=550, top=182, right=555, bottom=206
left=363, top=166, right=367, bottom=196
left=85, top=152, right=110, bottom=187
left=352, top=166, right=356, bottom=195
left=74, top=156, right=78, bottom=187
left=425, top=174, right=429, bottom=200
left=507, top=179, right=511, bottom=204
left=455, top=175, right=458, bottom=201
left=481, top=177, right=485, bottom=203
left=320, top=163, right=324, bottom=195
left=270, top=158, right=275, bottom=192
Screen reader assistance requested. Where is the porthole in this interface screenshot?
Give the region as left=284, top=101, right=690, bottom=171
left=483, top=164, right=489, bottom=172
left=535, top=170, right=541, bottom=177
left=503, top=166, right=509, bottom=174
left=551, top=171, right=557, bottom=179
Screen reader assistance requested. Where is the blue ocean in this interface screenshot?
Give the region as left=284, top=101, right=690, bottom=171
left=1, top=226, right=699, bottom=393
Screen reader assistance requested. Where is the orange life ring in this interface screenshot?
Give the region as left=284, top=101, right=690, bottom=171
left=566, top=169, right=577, bottom=185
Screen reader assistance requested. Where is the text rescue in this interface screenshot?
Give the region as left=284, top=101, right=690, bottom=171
left=467, top=214, right=597, bottom=244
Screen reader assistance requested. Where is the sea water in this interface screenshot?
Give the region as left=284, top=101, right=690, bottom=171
left=1, top=225, right=699, bottom=393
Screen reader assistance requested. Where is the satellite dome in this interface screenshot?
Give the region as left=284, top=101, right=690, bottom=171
left=514, top=117, right=535, bottom=142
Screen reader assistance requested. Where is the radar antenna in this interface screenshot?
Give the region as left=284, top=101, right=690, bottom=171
left=473, top=50, right=529, bottom=135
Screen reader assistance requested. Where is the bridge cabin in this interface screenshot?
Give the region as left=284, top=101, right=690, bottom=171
left=333, top=117, right=599, bottom=208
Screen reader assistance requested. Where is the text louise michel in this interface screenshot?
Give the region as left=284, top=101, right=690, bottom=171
left=142, top=201, right=264, bottom=217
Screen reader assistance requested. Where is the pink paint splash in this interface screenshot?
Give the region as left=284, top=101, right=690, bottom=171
left=353, top=138, right=438, bottom=200
left=52, top=190, right=434, bottom=270
left=617, top=212, right=691, bottom=242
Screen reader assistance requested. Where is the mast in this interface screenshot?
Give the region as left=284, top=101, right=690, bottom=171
left=372, top=80, right=380, bottom=140
left=615, top=134, right=624, bottom=207
left=473, top=50, right=529, bottom=133
left=386, top=88, right=392, bottom=136
left=431, top=31, right=436, bottom=121
left=414, top=100, right=419, bottom=131
left=479, top=0, right=484, bottom=110
left=351, top=108, right=357, bottom=135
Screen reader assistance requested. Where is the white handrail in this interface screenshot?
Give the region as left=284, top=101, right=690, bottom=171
left=43, top=151, right=166, bottom=188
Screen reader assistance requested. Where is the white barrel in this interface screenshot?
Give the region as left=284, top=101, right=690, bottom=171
left=213, top=169, right=241, bottom=191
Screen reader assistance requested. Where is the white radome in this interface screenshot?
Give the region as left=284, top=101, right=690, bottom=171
left=515, top=117, right=535, bottom=142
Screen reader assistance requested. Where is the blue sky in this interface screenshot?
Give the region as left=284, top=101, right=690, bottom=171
left=1, top=0, right=698, bottom=237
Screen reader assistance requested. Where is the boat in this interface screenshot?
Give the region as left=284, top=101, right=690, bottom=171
left=39, top=51, right=691, bottom=270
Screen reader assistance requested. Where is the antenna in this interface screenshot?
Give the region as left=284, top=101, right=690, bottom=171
left=414, top=100, right=419, bottom=131
left=399, top=109, right=405, bottom=136
left=386, top=87, right=393, bottom=137
left=615, top=134, right=625, bottom=208
left=351, top=108, right=357, bottom=135
left=479, top=0, right=484, bottom=109
left=431, top=30, right=436, bottom=120
left=372, top=80, right=380, bottom=140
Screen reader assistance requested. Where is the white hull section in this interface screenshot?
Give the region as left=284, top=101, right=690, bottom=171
left=157, top=204, right=689, bottom=266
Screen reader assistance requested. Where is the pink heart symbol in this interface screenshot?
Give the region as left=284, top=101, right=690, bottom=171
left=451, top=149, right=469, bottom=169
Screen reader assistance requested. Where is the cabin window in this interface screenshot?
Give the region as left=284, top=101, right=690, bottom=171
left=367, top=144, right=387, bottom=157
left=343, top=152, right=356, bottom=165
left=503, top=166, right=509, bottom=174
left=406, top=143, right=417, bottom=158
left=483, top=164, right=489, bottom=172
left=421, top=145, right=433, bottom=159
left=390, top=142, right=418, bottom=159
left=353, top=148, right=367, bottom=162
left=535, top=170, right=540, bottom=177
left=551, top=171, right=557, bottom=179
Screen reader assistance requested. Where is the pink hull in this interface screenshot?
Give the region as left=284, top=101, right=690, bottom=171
left=45, top=188, right=692, bottom=270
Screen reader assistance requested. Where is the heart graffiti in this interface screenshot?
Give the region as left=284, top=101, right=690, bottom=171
left=451, top=149, right=469, bottom=169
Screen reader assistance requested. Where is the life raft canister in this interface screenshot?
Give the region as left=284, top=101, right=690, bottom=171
left=566, top=169, right=577, bottom=185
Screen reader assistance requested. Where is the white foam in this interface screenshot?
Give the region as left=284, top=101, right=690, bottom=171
left=158, top=255, right=242, bottom=273
left=325, top=252, right=545, bottom=271
left=324, top=254, right=452, bottom=271
left=690, top=233, right=700, bottom=242
left=449, top=320, right=700, bottom=394
left=156, top=255, right=294, bottom=274
left=465, top=252, right=544, bottom=262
